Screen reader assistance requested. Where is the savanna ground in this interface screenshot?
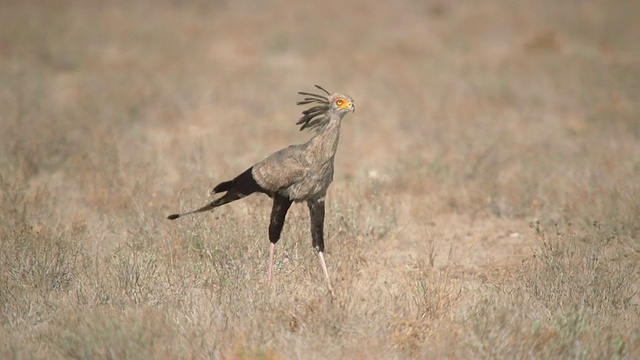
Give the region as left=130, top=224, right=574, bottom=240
left=1, top=0, right=639, bottom=358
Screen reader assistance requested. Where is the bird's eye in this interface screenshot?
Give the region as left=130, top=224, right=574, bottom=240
left=336, top=99, right=344, bottom=106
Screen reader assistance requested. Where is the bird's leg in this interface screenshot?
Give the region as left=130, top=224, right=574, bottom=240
left=268, top=242, right=276, bottom=284
left=268, top=195, right=293, bottom=285
left=308, top=198, right=334, bottom=296
left=318, top=250, right=334, bottom=297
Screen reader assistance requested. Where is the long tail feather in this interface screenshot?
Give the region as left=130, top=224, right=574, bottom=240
left=167, top=202, right=216, bottom=220
left=167, top=167, right=266, bottom=220
left=213, top=179, right=233, bottom=193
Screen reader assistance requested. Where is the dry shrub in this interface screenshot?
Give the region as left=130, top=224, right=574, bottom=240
left=392, top=263, right=461, bottom=355
left=1, top=0, right=638, bottom=358
left=525, top=222, right=636, bottom=314
left=0, top=157, right=86, bottom=331
left=459, top=222, right=638, bottom=359
left=49, top=308, right=183, bottom=360
left=0, top=223, right=85, bottom=326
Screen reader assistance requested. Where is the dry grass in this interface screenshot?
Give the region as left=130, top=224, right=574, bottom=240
left=1, top=0, right=638, bottom=358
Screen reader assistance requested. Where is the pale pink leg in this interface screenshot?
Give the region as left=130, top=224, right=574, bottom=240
left=318, top=251, right=335, bottom=297
left=268, top=242, right=276, bottom=285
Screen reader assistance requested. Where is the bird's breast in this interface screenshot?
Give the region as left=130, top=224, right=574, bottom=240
left=282, top=160, right=334, bottom=202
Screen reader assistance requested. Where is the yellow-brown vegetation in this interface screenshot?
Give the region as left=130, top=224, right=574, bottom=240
left=1, top=0, right=638, bottom=358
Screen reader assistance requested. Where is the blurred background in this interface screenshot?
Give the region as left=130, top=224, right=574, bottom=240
left=1, top=0, right=638, bottom=358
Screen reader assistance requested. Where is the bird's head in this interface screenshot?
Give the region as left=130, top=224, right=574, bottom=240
left=296, top=85, right=355, bottom=131
left=327, top=93, right=355, bottom=114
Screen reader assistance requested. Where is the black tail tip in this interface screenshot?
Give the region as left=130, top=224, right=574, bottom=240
left=167, top=214, right=180, bottom=220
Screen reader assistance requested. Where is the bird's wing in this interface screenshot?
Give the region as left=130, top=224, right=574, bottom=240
left=251, top=145, right=307, bottom=192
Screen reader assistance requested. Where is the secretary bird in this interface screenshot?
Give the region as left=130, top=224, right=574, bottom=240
left=167, top=85, right=355, bottom=295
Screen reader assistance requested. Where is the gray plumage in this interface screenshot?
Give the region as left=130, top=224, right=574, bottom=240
left=168, top=85, right=355, bottom=296
left=253, top=92, right=352, bottom=201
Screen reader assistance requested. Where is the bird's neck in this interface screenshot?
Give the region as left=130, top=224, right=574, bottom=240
left=307, top=114, right=343, bottom=164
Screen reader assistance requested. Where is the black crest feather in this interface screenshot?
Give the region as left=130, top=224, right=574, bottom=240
left=296, top=85, right=331, bottom=131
